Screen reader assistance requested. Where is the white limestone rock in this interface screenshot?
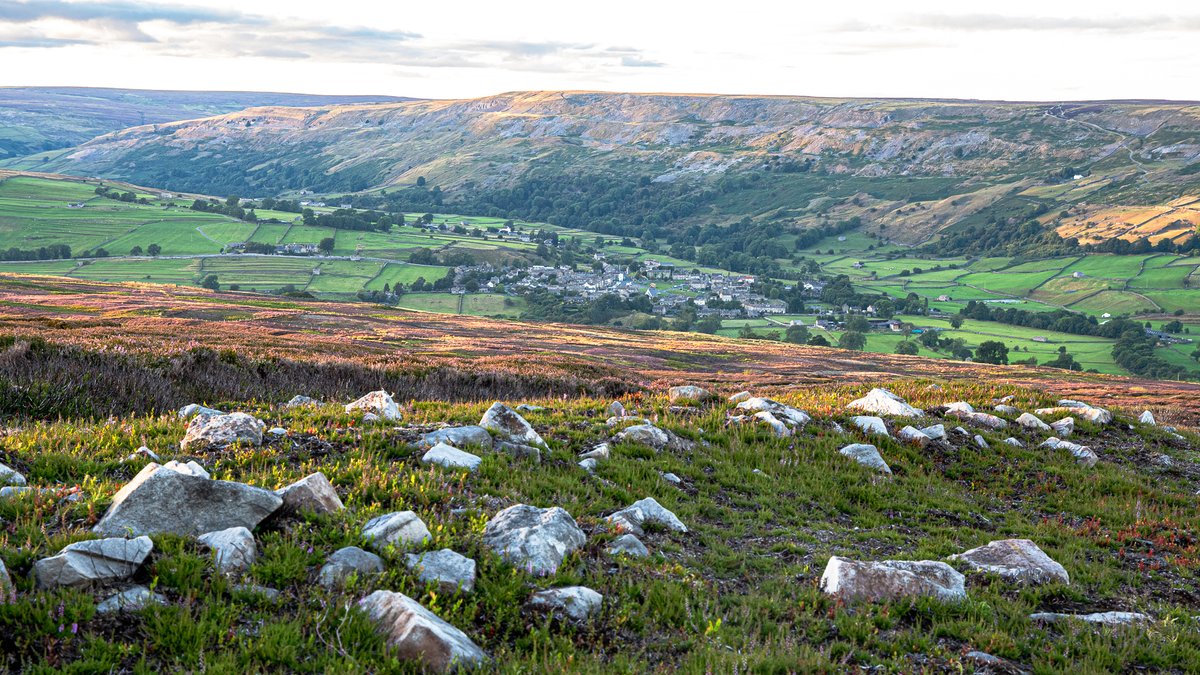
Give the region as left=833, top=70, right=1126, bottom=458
left=1016, top=413, right=1052, bottom=432
left=482, top=504, right=586, bottom=576
left=318, top=546, right=384, bottom=588
left=820, top=556, right=966, bottom=603
left=735, top=397, right=811, bottom=427
left=362, top=511, right=431, bottom=552
left=851, top=416, right=889, bottom=436
left=358, top=591, right=487, bottom=672
left=275, top=472, right=344, bottom=516
left=606, top=497, right=687, bottom=536
left=898, top=426, right=931, bottom=447
left=346, top=390, right=402, bottom=420
left=480, top=402, right=546, bottom=447
left=838, top=444, right=892, bottom=474
left=421, top=443, right=482, bottom=472
left=180, top=412, right=265, bottom=450
left=847, top=388, right=923, bottom=418
left=949, top=539, right=1069, bottom=585
left=198, top=526, right=257, bottom=575
left=607, top=533, right=649, bottom=558
left=1042, top=437, right=1098, bottom=468
left=96, top=585, right=167, bottom=613
left=418, top=426, right=493, bottom=450
left=526, top=586, right=603, bottom=622
left=35, top=536, right=153, bottom=589
left=406, top=549, right=477, bottom=593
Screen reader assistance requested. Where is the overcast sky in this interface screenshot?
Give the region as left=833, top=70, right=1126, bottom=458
left=2, top=0, right=1198, bottom=101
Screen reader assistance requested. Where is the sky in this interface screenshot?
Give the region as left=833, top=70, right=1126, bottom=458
left=1, top=0, right=1198, bottom=101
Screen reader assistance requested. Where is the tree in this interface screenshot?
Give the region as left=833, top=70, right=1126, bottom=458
left=975, top=340, right=1009, bottom=365
left=808, top=335, right=831, bottom=347
left=129, top=246, right=143, bottom=256
left=147, top=243, right=161, bottom=256
left=1163, top=320, right=1184, bottom=333
left=1044, top=346, right=1082, bottom=371
left=784, top=324, right=809, bottom=344
left=838, top=331, right=867, bottom=350
left=318, top=237, right=335, bottom=254
left=696, top=316, right=723, bottom=334
left=949, top=315, right=965, bottom=329
left=895, top=341, right=919, bottom=355
left=846, top=316, right=872, bottom=333
left=416, top=176, right=426, bottom=187
left=200, top=274, right=220, bottom=291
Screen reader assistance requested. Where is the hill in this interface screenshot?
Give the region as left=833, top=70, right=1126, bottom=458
left=10, top=92, right=1200, bottom=249
left=0, top=87, right=410, bottom=160
left=1, top=275, right=1199, bottom=672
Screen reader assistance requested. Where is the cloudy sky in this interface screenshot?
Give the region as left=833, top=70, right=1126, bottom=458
left=2, top=0, right=1197, bottom=101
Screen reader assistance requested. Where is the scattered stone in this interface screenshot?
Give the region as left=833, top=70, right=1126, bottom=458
left=35, top=536, right=153, bottom=589
left=1030, top=611, right=1149, bottom=626
left=607, top=400, right=626, bottom=417
left=1042, top=437, right=1098, bottom=468
left=851, top=416, right=889, bottom=436
left=406, top=549, right=477, bottom=593
left=480, top=402, right=546, bottom=447
left=950, top=539, right=1069, bottom=585
left=1051, top=417, right=1075, bottom=436
left=926, top=384, right=944, bottom=392
left=516, top=404, right=544, bottom=412
left=421, top=443, right=482, bottom=472
left=579, top=443, right=611, bottom=461
left=820, top=556, right=966, bottom=603
left=0, top=558, right=13, bottom=602
left=282, top=395, right=319, bottom=409
left=964, top=651, right=1005, bottom=667
left=952, top=410, right=1008, bottom=430
left=178, top=404, right=223, bottom=419
left=615, top=423, right=691, bottom=452
left=1004, top=437, right=1024, bottom=447
left=0, top=462, right=25, bottom=487
left=419, top=426, right=494, bottom=450
left=362, top=412, right=381, bottom=423
left=124, top=446, right=160, bottom=463
left=606, top=497, right=687, bottom=535
left=363, top=511, right=431, bottom=552
left=1140, top=411, right=1156, bottom=426
left=728, top=391, right=752, bottom=404
left=358, top=591, right=487, bottom=672
left=579, top=458, right=597, bottom=472
left=974, top=435, right=989, bottom=449
left=232, top=583, right=282, bottom=600
left=919, top=424, right=946, bottom=440
left=1035, top=404, right=1111, bottom=425
left=483, top=504, right=586, bottom=576
left=607, top=534, right=649, bottom=558
left=735, top=398, right=811, bottom=427
left=198, top=526, right=257, bottom=574
left=527, top=586, right=603, bottom=622
left=96, top=585, right=167, bottom=613
left=180, top=412, right=265, bottom=451
left=319, top=546, right=384, bottom=587
left=753, top=410, right=792, bottom=437
left=1016, top=413, right=1052, bottom=432
left=346, top=390, right=402, bottom=420
left=944, top=401, right=975, bottom=414
left=954, top=426, right=970, bottom=436
left=995, top=395, right=1015, bottom=404
left=847, top=388, right=924, bottom=418
left=275, top=472, right=344, bottom=516
left=668, top=385, right=712, bottom=404
left=267, top=427, right=287, bottom=437
left=94, top=461, right=281, bottom=537
left=838, top=444, right=892, bottom=474
left=830, top=422, right=844, bottom=434
left=994, top=405, right=1020, bottom=415
left=897, top=426, right=931, bottom=447
left=661, top=472, right=682, bottom=485
left=606, top=415, right=648, bottom=426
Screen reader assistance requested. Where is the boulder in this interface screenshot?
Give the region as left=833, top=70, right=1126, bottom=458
left=94, top=462, right=281, bottom=537
left=578, top=443, right=611, bottom=461
left=728, top=391, right=752, bottom=404
left=362, top=511, right=431, bottom=552
left=495, top=441, right=543, bottom=462
left=949, top=539, right=1069, bottom=585
left=1035, top=405, right=1111, bottom=425
left=232, top=583, right=281, bottom=600
left=275, top=472, right=344, bottom=516
left=346, top=390, right=402, bottom=420
left=180, top=412, right=265, bottom=451
left=0, top=558, right=13, bottom=603
left=282, top=395, right=319, bottom=409
left=358, top=591, right=487, bottom=672
left=1051, top=417, right=1075, bottom=436
left=820, top=556, right=966, bottom=603
left=952, top=411, right=1008, bottom=430
left=96, top=585, right=167, bottom=613
left=944, top=402, right=975, bottom=414
left=35, top=536, right=153, bottom=589
left=607, top=400, right=626, bottom=417
left=178, top=404, right=223, bottom=419
left=838, top=444, right=892, bottom=474
left=405, top=549, right=477, bottom=593
left=198, top=526, right=257, bottom=575
left=480, top=402, right=546, bottom=447
left=1139, top=411, right=1156, bottom=426
left=482, top=504, right=586, bottom=576
left=607, top=534, right=649, bottom=558
left=851, top=416, right=889, bottom=436
left=615, top=424, right=682, bottom=452
left=847, top=388, right=923, bottom=418
left=578, top=458, right=597, bottom=473
left=753, top=410, right=792, bottom=437
left=515, top=404, right=544, bottom=412
left=897, top=426, right=931, bottom=447
left=606, top=415, right=648, bottom=426
left=606, top=497, right=687, bottom=535
left=0, top=462, right=25, bottom=487
left=124, top=446, right=160, bottom=462
left=1003, top=437, right=1024, bottom=447
left=668, top=385, right=712, bottom=404
left=1041, top=437, right=1098, bottom=467
left=318, top=546, right=384, bottom=588
left=421, top=443, right=482, bottom=472
left=526, top=586, right=603, bottom=622
left=267, top=427, right=287, bottom=437
left=735, top=398, right=811, bottom=427
left=662, top=472, right=682, bottom=485
left=418, top=426, right=493, bottom=450
left=362, top=413, right=381, bottom=423
left=994, top=405, right=1020, bottom=415
left=919, top=424, right=946, bottom=440
left=1030, top=611, right=1149, bottom=626
left=973, top=435, right=989, bottom=449
left=1016, top=413, right=1051, bottom=432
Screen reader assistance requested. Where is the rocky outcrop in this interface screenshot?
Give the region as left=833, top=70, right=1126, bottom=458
left=820, top=556, right=966, bottom=602
left=275, top=472, right=344, bottom=516
left=362, top=511, right=431, bottom=552
left=421, top=443, right=482, bottom=472
left=752, top=411, right=792, bottom=437
left=319, top=546, right=384, bottom=588
left=838, top=444, right=892, bottom=474
left=346, top=390, right=402, bottom=420
left=180, top=412, right=265, bottom=450
left=949, top=539, right=1069, bottom=585
left=526, top=586, right=603, bottom=622
left=847, top=389, right=923, bottom=418
left=405, top=549, right=477, bottom=593
left=919, top=424, right=946, bottom=440
left=35, top=536, right=153, bottom=589
left=482, top=504, right=586, bottom=576
left=480, top=403, right=546, bottom=447
left=606, top=497, right=687, bottom=535
left=358, top=591, right=487, bottom=672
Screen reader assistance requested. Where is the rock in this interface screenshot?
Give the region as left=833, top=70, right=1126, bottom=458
left=1004, top=437, right=1024, bottom=447
left=607, top=533, right=649, bottom=558
left=954, top=426, right=970, bottom=436
left=606, top=497, right=687, bottom=535
left=495, top=441, right=543, bottom=462
left=661, top=472, right=682, bottom=485
left=421, top=443, right=482, bottom=472
left=847, top=388, right=923, bottom=418
left=951, top=539, right=1069, bottom=585
left=418, top=426, right=493, bottom=450
left=753, top=410, right=792, bottom=437
left=945, top=401, right=975, bottom=414
left=830, top=422, right=845, bottom=434
left=0, top=558, right=13, bottom=602
left=267, top=427, right=287, bottom=437
left=282, top=395, right=319, bottom=409
left=974, top=435, right=989, bottom=449
left=578, top=458, right=597, bottom=473
left=345, top=390, right=402, bottom=420
left=275, top=472, right=344, bottom=516
left=1051, top=417, right=1075, bottom=436
left=180, top=412, right=265, bottom=451
left=526, top=586, right=603, bottom=622
left=919, top=424, right=946, bottom=440
left=1035, top=405, right=1111, bottom=425
left=96, top=585, right=167, bottom=613
left=735, top=398, right=811, bottom=427
left=994, top=405, right=1020, bottom=415
left=1140, top=411, right=1156, bottom=426
left=479, top=403, right=546, bottom=448
left=483, top=504, right=586, bottom=576
left=851, top=416, right=889, bottom=436
left=578, top=443, right=610, bottom=460
left=124, top=446, right=160, bottom=463
left=0, top=462, right=25, bottom=487
left=35, top=536, right=153, bottom=589
left=1030, top=611, right=1149, bottom=626
left=964, top=651, right=1005, bottom=667
left=897, top=426, right=931, bottom=447
left=363, top=511, right=431, bottom=552
left=362, top=412, right=381, bottom=423
left=728, top=391, right=752, bottom=404
left=606, top=415, right=648, bottom=426
left=358, top=591, right=487, bottom=672
left=668, top=385, right=712, bottom=404
left=198, top=526, right=256, bottom=574
left=178, top=403, right=223, bottom=419
left=952, top=410, right=1008, bottom=430
left=820, top=556, right=966, bottom=603
left=838, top=444, right=892, bottom=474
left=995, top=395, right=1015, bottom=403
left=615, top=423, right=691, bottom=452
left=318, top=546, right=384, bottom=587
left=232, top=583, right=282, bottom=600
left=607, top=400, right=626, bottom=417
left=1016, top=413, right=1051, bottom=432
left=516, top=404, right=544, bottom=412
left=1041, top=437, right=1098, bottom=467
left=94, top=462, right=281, bottom=537
left=405, top=549, right=477, bottom=593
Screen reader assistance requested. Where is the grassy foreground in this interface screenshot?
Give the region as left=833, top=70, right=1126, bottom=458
left=1, top=378, right=1199, bottom=672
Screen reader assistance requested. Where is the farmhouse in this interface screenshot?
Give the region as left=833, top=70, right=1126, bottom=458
left=276, top=243, right=319, bottom=255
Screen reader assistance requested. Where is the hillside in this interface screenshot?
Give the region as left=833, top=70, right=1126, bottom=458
left=0, top=87, right=410, bottom=160
left=1, top=276, right=1199, bottom=672
left=12, top=92, right=1200, bottom=247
